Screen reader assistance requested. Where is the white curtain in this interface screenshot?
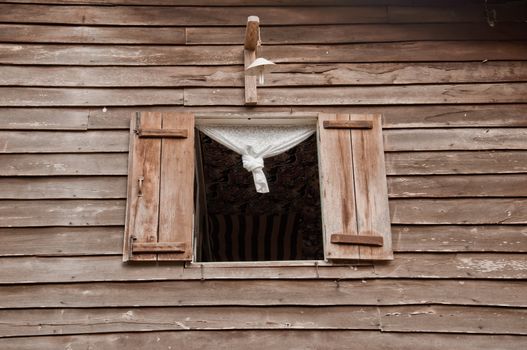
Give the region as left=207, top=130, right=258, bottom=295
left=198, top=125, right=315, bottom=193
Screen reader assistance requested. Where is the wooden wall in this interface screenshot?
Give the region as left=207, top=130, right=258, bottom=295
left=0, top=0, right=526, bottom=348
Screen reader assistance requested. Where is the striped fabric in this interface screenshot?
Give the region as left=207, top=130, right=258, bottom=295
left=206, top=213, right=301, bottom=261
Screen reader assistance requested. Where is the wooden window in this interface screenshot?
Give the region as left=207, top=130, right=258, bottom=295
left=123, top=112, right=392, bottom=262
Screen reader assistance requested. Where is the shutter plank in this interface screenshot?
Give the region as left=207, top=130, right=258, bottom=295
left=351, top=114, right=393, bottom=260
left=157, top=112, right=195, bottom=261
left=123, top=112, right=162, bottom=261
left=318, top=113, right=359, bottom=260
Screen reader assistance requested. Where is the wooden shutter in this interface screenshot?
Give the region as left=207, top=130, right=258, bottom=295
left=318, top=113, right=393, bottom=261
left=123, top=112, right=195, bottom=262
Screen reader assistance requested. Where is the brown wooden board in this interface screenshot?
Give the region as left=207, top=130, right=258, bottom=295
left=4, top=62, right=527, bottom=87
left=0, top=280, right=525, bottom=308
left=385, top=151, right=527, bottom=175
left=83, top=105, right=527, bottom=130
left=0, top=227, right=123, bottom=257
left=0, top=305, right=524, bottom=338
left=388, top=175, right=527, bottom=198
left=3, top=42, right=527, bottom=66
left=0, top=108, right=88, bottom=130
left=0, top=177, right=127, bottom=199
left=390, top=198, right=527, bottom=224
left=0, top=199, right=125, bottom=227
left=1, top=253, right=526, bottom=283
left=184, top=84, right=527, bottom=106
left=157, top=112, right=195, bottom=261
left=392, top=225, right=527, bottom=253
left=0, top=153, right=128, bottom=176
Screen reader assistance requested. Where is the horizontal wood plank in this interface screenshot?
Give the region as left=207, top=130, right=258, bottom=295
left=0, top=200, right=125, bottom=227
left=1, top=253, right=525, bottom=283
left=1, top=331, right=525, bottom=350
left=4, top=23, right=527, bottom=45
left=386, top=151, right=527, bottom=175
left=0, top=177, right=127, bottom=199
left=0, top=108, right=88, bottom=130
left=392, top=225, right=527, bottom=253
left=0, top=227, right=123, bottom=256
left=0, top=305, right=524, bottom=338
left=390, top=198, right=527, bottom=224
left=388, top=175, right=527, bottom=198
left=188, top=23, right=527, bottom=44
left=3, top=84, right=526, bottom=107
left=0, top=153, right=128, bottom=176
left=3, top=62, right=527, bottom=87
left=0, top=88, right=183, bottom=107
left=384, top=128, right=527, bottom=151
left=0, top=131, right=129, bottom=153
left=1, top=331, right=526, bottom=350
left=83, top=105, right=527, bottom=129
left=0, top=280, right=524, bottom=308
left=184, top=84, right=527, bottom=106
left=3, top=42, right=527, bottom=66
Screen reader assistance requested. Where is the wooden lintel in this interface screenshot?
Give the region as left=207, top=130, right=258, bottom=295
left=330, top=234, right=384, bottom=246
left=244, top=16, right=260, bottom=50
left=136, top=128, right=188, bottom=138
left=323, top=120, right=373, bottom=129
left=132, top=242, right=186, bottom=253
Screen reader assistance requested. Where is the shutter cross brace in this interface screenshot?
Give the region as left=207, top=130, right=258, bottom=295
left=330, top=233, right=384, bottom=246
left=323, top=120, right=373, bottom=129
left=131, top=242, right=187, bottom=254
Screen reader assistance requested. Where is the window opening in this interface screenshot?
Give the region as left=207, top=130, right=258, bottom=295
left=195, top=129, right=323, bottom=262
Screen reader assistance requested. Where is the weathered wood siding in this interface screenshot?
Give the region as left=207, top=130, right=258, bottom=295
left=0, top=0, right=526, bottom=348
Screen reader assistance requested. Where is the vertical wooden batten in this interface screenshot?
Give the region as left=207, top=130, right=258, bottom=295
left=244, top=16, right=259, bottom=105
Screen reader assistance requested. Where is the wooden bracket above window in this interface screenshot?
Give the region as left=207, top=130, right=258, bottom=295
left=244, top=16, right=260, bottom=105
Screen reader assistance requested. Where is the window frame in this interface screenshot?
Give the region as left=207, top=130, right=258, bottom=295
left=123, top=111, right=392, bottom=266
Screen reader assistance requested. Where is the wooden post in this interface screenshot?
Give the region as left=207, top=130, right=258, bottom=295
left=244, top=16, right=259, bottom=105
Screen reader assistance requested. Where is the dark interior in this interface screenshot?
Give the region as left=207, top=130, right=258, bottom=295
left=196, top=131, right=323, bottom=262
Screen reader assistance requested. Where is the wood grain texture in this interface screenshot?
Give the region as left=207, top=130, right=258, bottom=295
left=0, top=88, right=184, bottom=106
left=3, top=42, right=527, bottom=66
left=188, top=23, right=527, bottom=44
left=2, top=253, right=525, bottom=283
left=0, top=131, right=129, bottom=153
left=0, top=153, right=128, bottom=176
left=0, top=176, right=126, bottom=199
left=0, top=108, right=88, bottom=130
left=83, top=105, right=527, bottom=129
left=384, top=128, right=527, bottom=151
left=0, top=305, right=524, bottom=337
left=157, top=112, right=194, bottom=261
left=4, top=62, right=527, bottom=87
left=0, top=24, right=186, bottom=44
left=388, top=175, right=527, bottom=198
left=0, top=200, right=125, bottom=227
left=390, top=199, right=527, bottom=224
left=351, top=114, right=392, bottom=260
left=318, top=114, right=359, bottom=260
left=184, top=84, right=527, bottom=106
left=0, top=280, right=524, bottom=307
left=385, top=151, right=527, bottom=175
left=392, top=225, right=527, bottom=253
left=1, top=331, right=525, bottom=350
left=0, top=227, right=123, bottom=256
